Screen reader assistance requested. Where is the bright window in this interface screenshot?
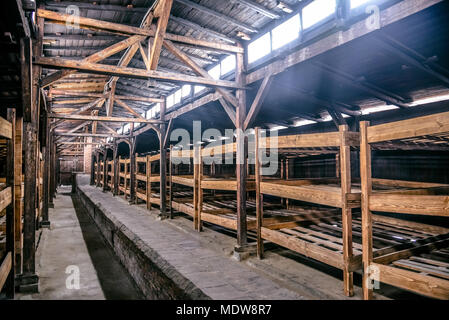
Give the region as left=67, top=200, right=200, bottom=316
left=248, top=32, right=271, bottom=64
left=117, top=127, right=123, bottom=134
left=124, top=124, right=130, bottom=133
left=221, top=55, right=236, bottom=75
left=182, top=85, right=191, bottom=98
left=302, top=0, right=336, bottom=29
left=194, top=86, right=206, bottom=94
left=208, top=64, right=221, bottom=80
left=153, top=103, right=160, bottom=116
left=146, top=109, right=152, bottom=119
left=174, top=89, right=182, bottom=104
left=350, top=0, right=371, bottom=9
left=167, top=94, right=174, bottom=109
left=272, top=14, right=301, bottom=50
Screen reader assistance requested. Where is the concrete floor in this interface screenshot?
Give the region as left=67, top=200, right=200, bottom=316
left=17, top=186, right=142, bottom=300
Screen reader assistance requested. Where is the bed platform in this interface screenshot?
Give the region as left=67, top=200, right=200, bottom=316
left=360, top=111, right=449, bottom=300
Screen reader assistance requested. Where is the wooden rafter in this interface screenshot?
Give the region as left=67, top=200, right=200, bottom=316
left=150, top=0, right=174, bottom=70
left=40, top=35, right=143, bottom=88
left=243, top=74, right=273, bottom=130
left=48, top=113, right=164, bottom=124
left=34, top=57, right=244, bottom=89
left=37, top=8, right=243, bottom=53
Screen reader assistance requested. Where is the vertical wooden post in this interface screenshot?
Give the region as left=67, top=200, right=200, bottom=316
left=41, top=114, right=50, bottom=227
left=159, top=101, right=167, bottom=218
left=20, top=36, right=39, bottom=292
left=113, top=143, right=119, bottom=196
left=129, top=138, right=137, bottom=203
left=360, top=121, right=373, bottom=300
left=96, top=152, right=101, bottom=188
left=169, top=145, right=173, bottom=219
left=197, top=147, right=203, bottom=231
left=193, top=146, right=199, bottom=230
left=339, top=124, right=354, bottom=297
left=90, top=153, right=96, bottom=185
left=5, top=109, right=16, bottom=298
left=13, top=115, right=23, bottom=274
left=146, top=155, right=152, bottom=210
left=255, top=127, right=263, bottom=259
left=103, top=151, right=108, bottom=192
left=50, top=137, right=56, bottom=202
left=235, top=44, right=248, bottom=247
left=123, top=156, right=128, bottom=197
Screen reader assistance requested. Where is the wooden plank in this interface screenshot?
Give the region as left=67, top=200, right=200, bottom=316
left=0, top=187, right=12, bottom=213
left=367, top=111, right=449, bottom=143
left=369, top=194, right=449, bottom=216
left=360, top=121, right=374, bottom=300
left=339, top=125, right=354, bottom=297
left=260, top=182, right=343, bottom=207
left=0, top=117, right=12, bottom=139
left=372, top=262, right=449, bottom=299
left=262, top=227, right=343, bottom=269
left=0, top=252, right=12, bottom=291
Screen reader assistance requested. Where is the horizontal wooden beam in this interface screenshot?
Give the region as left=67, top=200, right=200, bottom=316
left=34, top=57, right=243, bottom=89
left=37, top=8, right=243, bottom=53
left=48, top=114, right=164, bottom=124
left=50, top=90, right=164, bottom=103
left=55, top=133, right=127, bottom=138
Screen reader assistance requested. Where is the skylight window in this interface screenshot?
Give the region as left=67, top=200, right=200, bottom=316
left=146, top=109, right=152, bottom=119
left=208, top=64, right=221, bottom=80
left=167, top=94, right=174, bottom=109
left=248, top=32, right=271, bottom=64
left=294, top=119, right=316, bottom=127
left=124, top=124, right=130, bottom=133
left=350, top=0, right=371, bottom=9
left=182, top=85, right=191, bottom=98
left=272, top=14, right=301, bottom=50
left=221, top=55, right=236, bottom=75
left=153, top=103, right=160, bottom=116
left=194, top=86, right=206, bottom=94
left=361, top=104, right=399, bottom=115
left=174, top=89, right=182, bottom=105
left=302, top=0, right=336, bottom=30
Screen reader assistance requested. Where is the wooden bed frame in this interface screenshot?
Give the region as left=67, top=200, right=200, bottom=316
left=360, top=111, right=449, bottom=300
left=255, top=125, right=360, bottom=296
left=0, top=112, right=16, bottom=298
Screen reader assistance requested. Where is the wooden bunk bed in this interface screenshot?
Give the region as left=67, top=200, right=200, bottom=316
left=0, top=112, right=16, bottom=298
left=253, top=125, right=446, bottom=297
left=255, top=125, right=361, bottom=296
left=360, top=112, right=449, bottom=300
left=170, top=144, right=292, bottom=232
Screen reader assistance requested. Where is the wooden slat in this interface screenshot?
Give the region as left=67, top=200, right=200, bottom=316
left=372, top=262, right=449, bottom=299
left=0, top=187, right=12, bottom=213
left=0, top=117, right=12, bottom=139
left=367, top=111, right=449, bottom=143
left=369, top=194, right=449, bottom=216
left=0, top=252, right=12, bottom=291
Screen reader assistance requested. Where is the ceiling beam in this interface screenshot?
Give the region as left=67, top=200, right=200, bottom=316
left=49, top=114, right=164, bottom=124
left=34, top=56, right=245, bottom=89
left=41, top=35, right=143, bottom=88
left=38, top=8, right=243, bottom=53
left=150, top=0, right=174, bottom=70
